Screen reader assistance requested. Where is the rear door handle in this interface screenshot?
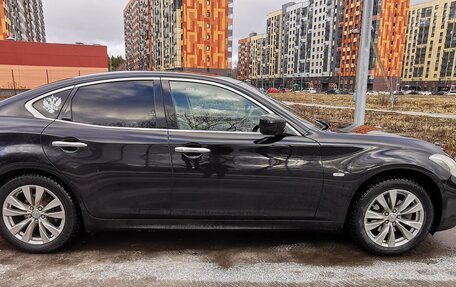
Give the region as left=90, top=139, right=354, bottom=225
left=175, top=147, right=211, bottom=154
left=52, top=141, right=88, bottom=149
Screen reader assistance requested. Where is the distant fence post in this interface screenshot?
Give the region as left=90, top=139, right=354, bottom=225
left=11, top=69, right=17, bottom=95
left=46, top=70, right=50, bottom=84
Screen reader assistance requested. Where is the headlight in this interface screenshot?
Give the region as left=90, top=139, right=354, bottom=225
left=430, top=154, right=456, bottom=177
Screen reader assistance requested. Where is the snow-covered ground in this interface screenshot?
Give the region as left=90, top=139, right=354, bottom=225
left=1, top=228, right=455, bottom=286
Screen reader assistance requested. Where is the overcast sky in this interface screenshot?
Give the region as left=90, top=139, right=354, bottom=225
left=42, top=0, right=429, bottom=60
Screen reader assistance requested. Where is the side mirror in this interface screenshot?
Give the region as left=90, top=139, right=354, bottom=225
left=259, top=114, right=286, bottom=136
left=316, top=119, right=330, bottom=131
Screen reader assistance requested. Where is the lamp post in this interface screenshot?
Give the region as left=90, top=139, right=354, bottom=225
left=352, top=0, right=374, bottom=128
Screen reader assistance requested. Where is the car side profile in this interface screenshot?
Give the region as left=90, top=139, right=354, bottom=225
left=0, top=72, right=455, bottom=255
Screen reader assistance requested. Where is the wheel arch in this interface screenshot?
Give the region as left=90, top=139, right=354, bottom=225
left=344, top=168, right=443, bottom=233
left=0, top=167, right=86, bottom=228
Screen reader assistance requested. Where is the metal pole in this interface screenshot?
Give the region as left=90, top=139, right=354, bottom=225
left=11, top=69, right=17, bottom=95
left=352, top=0, right=374, bottom=127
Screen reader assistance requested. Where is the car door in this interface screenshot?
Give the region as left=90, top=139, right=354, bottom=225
left=162, top=78, right=323, bottom=220
left=40, top=79, right=173, bottom=219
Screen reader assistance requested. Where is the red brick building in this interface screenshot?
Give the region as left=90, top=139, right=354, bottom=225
left=0, top=41, right=108, bottom=90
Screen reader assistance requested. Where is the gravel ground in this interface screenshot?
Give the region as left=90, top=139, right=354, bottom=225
left=1, top=228, right=456, bottom=287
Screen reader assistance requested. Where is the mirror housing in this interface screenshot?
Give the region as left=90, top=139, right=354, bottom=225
left=259, top=114, right=286, bottom=136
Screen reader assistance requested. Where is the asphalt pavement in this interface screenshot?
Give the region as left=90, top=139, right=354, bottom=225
left=1, top=228, right=456, bottom=286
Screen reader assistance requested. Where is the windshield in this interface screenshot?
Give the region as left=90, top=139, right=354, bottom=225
left=239, top=82, right=321, bottom=130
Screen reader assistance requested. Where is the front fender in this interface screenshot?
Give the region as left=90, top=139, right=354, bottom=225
left=315, top=146, right=445, bottom=224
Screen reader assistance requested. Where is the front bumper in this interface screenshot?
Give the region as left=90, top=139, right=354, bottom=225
left=437, top=175, right=456, bottom=231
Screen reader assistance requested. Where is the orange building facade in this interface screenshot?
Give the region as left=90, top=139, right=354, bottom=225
left=0, top=41, right=108, bottom=91
left=339, top=0, right=409, bottom=90
left=0, top=0, right=8, bottom=40
left=182, top=0, right=232, bottom=71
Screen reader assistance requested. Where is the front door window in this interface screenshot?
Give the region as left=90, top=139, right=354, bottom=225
left=169, top=81, right=266, bottom=132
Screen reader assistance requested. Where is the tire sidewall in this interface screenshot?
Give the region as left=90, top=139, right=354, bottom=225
left=353, top=179, right=434, bottom=255
left=0, top=175, right=76, bottom=253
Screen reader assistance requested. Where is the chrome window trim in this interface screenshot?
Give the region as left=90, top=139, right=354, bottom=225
left=24, top=77, right=301, bottom=136
left=73, top=77, right=160, bottom=88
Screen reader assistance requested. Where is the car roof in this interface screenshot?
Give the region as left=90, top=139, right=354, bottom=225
left=6, top=71, right=243, bottom=104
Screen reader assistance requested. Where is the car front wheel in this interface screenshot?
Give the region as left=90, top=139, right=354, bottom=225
left=350, top=177, right=434, bottom=255
left=0, top=175, right=79, bottom=253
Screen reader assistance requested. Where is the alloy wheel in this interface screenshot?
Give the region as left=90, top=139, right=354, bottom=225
left=2, top=185, right=66, bottom=245
left=364, top=189, right=425, bottom=248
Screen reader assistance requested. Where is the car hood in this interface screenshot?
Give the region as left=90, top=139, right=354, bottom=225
left=319, top=130, right=445, bottom=155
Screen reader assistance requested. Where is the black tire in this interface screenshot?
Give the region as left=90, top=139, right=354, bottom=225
left=0, top=175, right=80, bottom=253
left=349, top=177, right=434, bottom=255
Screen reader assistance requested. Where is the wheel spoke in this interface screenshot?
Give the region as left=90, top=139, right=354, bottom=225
left=41, top=219, right=61, bottom=237
left=397, top=194, right=417, bottom=213
left=365, top=220, right=384, bottom=231
left=45, top=211, right=65, bottom=219
left=375, top=224, right=390, bottom=244
left=22, top=186, right=34, bottom=206
left=38, top=221, right=50, bottom=243
left=401, top=202, right=423, bottom=215
left=396, top=222, right=414, bottom=240
left=34, top=186, right=45, bottom=208
left=376, top=195, right=391, bottom=212
left=388, top=190, right=397, bottom=210
left=22, top=220, right=37, bottom=242
left=387, top=224, right=396, bottom=247
left=9, top=218, right=33, bottom=235
left=42, top=198, right=60, bottom=212
left=5, top=195, right=29, bottom=211
left=366, top=210, right=386, bottom=220
left=3, top=208, right=29, bottom=217
left=398, top=219, right=422, bottom=230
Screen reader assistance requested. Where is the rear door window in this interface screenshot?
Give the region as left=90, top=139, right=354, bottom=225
left=71, top=81, right=156, bottom=128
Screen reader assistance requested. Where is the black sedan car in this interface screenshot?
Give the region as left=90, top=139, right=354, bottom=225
left=0, top=72, right=455, bottom=255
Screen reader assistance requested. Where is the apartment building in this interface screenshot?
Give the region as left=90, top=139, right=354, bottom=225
left=283, top=0, right=340, bottom=89
left=239, top=0, right=410, bottom=91
left=0, top=0, right=45, bottom=42
left=238, top=35, right=252, bottom=81
left=402, top=0, right=456, bottom=91
left=124, top=0, right=151, bottom=71
left=339, top=0, right=409, bottom=90
left=124, top=0, right=233, bottom=75
left=265, top=8, right=285, bottom=87
left=250, top=33, right=267, bottom=86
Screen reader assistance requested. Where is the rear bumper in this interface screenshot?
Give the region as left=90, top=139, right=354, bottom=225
left=437, top=176, right=456, bottom=231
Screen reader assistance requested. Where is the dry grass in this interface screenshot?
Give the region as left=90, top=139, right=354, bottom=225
left=275, top=93, right=456, bottom=115
left=291, top=105, right=456, bottom=158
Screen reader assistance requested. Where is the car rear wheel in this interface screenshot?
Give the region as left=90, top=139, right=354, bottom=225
left=0, top=175, right=79, bottom=253
left=350, top=177, right=434, bottom=255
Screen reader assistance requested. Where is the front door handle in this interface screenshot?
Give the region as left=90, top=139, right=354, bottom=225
left=175, top=147, right=211, bottom=154
left=52, top=141, right=88, bottom=149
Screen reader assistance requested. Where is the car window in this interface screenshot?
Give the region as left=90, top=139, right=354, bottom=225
left=71, top=81, right=156, bottom=128
left=169, top=81, right=266, bottom=132
left=33, top=89, right=72, bottom=119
